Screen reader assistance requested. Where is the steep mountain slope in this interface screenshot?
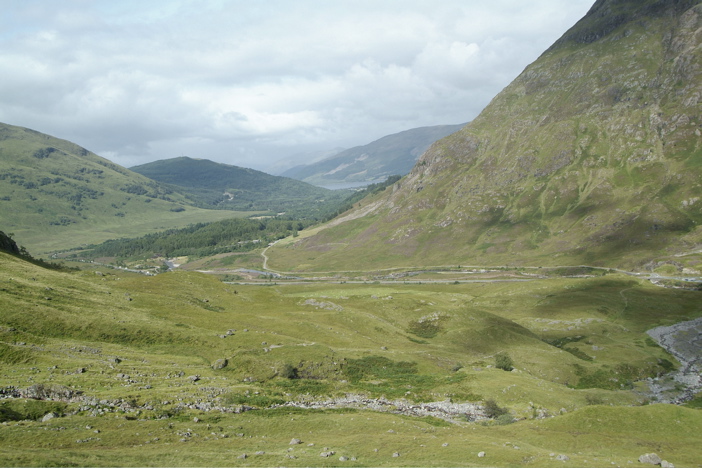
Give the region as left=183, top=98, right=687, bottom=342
left=0, top=123, right=235, bottom=254
left=280, top=124, right=466, bottom=187
left=268, top=0, right=702, bottom=272
left=130, top=156, right=350, bottom=216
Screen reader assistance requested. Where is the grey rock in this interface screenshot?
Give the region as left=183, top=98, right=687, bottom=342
left=188, top=375, right=200, bottom=382
left=22, top=383, right=81, bottom=401
left=290, top=438, right=302, bottom=445
left=42, top=412, right=58, bottom=422
left=392, top=452, right=400, bottom=457
left=478, top=451, right=486, bottom=458
left=639, top=453, right=662, bottom=465
left=556, top=454, right=570, bottom=461
left=661, top=461, right=675, bottom=468
left=212, top=359, right=228, bottom=370
left=237, top=453, right=247, bottom=459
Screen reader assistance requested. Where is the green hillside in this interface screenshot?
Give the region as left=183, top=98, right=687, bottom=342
left=130, top=157, right=351, bottom=217
left=281, top=124, right=466, bottom=186
left=0, top=123, right=241, bottom=255
left=267, top=0, right=702, bottom=273
left=1, top=248, right=701, bottom=466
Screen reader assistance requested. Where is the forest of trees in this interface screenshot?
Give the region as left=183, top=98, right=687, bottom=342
left=73, top=217, right=311, bottom=259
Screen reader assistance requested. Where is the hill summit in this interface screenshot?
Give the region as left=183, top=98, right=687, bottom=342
left=268, top=0, right=702, bottom=272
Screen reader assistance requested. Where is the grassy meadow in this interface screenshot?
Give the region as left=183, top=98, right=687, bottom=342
left=1, top=250, right=701, bottom=466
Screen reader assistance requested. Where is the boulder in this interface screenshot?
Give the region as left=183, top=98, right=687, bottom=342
left=289, top=438, right=302, bottom=445
left=661, top=461, right=675, bottom=468
left=478, top=452, right=486, bottom=458
left=41, top=412, right=58, bottom=422
left=639, top=453, right=662, bottom=465
left=212, top=359, right=228, bottom=370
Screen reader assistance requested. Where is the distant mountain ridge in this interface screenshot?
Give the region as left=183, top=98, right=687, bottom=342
left=130, top=156, right=351, bottom=217
left=268, top=0, right=702, bottom=272
left=281, top=124, right=466, bottom=186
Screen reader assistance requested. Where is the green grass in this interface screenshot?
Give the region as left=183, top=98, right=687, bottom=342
left=1, top=252, right=701, bottom=466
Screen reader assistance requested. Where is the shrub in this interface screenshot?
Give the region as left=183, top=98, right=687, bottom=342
left=483, top=399, right=509, bottom=419
left=279, top=364, right=298, bottom=379
left=495, top=352, right=513, bottom=371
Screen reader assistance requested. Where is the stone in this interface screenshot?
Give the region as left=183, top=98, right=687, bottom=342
left=237, top=453, right=247, bottom=459
left=22, top=383, right=81, bottom=400
left=188, top=375, right=200, bottom=382
left=556, top=454, right=570, bottom=461
left=478, top=452, right=486, bottom=458
left=42, top=412, right=58, bottom=422
left=290, top=438, right=302, bottom=445
left=639, top=453, right=662, bottom=465
left=339, top=456, right=349, bottom=461
left=392, top=452, right=400, bottom=457
left=661, top=461, right=675, bottom=468
left=320, top=451, right=335, bottom=457
left=212, top=359, right=228, bottom=370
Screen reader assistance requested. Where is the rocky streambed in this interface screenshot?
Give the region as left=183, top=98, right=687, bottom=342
left=644, top=317, right=702, bottom=404
left=276, top=394, right=486, bottom=423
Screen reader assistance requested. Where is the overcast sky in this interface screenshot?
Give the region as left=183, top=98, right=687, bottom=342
left=1, top=0, right=594, bottom=172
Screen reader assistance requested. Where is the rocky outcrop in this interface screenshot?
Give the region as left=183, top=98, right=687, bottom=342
left=277, top=394, right=485, bottom=423
left=0, top=231, right=21, bottom=255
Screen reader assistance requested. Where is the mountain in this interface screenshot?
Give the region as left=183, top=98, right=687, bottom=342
left=280, top=124, right=466, bottom=187
left=267, top=0, right=702, bottom=272
left=130, top=156, right=351, bottom=217
left=0, top=123, right=235, bottom=255
left=266, top=147, right=346, bottom=176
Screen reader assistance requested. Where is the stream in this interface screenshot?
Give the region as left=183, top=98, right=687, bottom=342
left=644, top=317, right=702, bottom=404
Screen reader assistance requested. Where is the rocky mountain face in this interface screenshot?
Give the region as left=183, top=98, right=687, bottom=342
left=271, top=0, right=702, bottom=271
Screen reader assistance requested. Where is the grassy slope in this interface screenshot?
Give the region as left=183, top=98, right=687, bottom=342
left=1, top=251, right=701, bottom=466
left=130, top=157, right=351, bottom=216
left=266, top=1, right=702, bottom=272
left=283, top=124, right=466, bottom=186
left=0, top=123, right=252, bottom=255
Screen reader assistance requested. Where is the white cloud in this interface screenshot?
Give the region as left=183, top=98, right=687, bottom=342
left=0, top=0, right=594, bottom=170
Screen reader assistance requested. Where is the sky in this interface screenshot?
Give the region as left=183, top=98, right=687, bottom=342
left=0, top=0, right=594, bottom=172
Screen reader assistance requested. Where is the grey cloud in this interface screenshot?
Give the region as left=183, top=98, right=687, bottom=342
left=0, top=0, right=594, bottom=171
